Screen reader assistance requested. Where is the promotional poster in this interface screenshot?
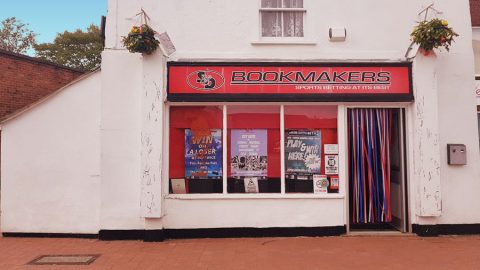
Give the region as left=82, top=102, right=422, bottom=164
left=185, top=129, right=223, bottom=179
left=324, top=144, right=339, bottom=155
left=325, top=155, right=339, bottom=175
left=244, top=177, right=260, bottom=193
left=313, top=175, right=329, bottom=194
left=231, top=129, right=268, bottom=178
left=285, top=129, right=322, bottom=179
left=329, top=176, right=340, bottom=190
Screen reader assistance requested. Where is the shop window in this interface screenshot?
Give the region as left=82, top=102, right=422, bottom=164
left=168, top=105, right=339, bottom=196
left=284, top=106, right=338, bottom=193
left=227, top=106, right=281, bottom=193
left=260, top=0, right=305, bottom=37
left=169, top=106, right=223, bottom=194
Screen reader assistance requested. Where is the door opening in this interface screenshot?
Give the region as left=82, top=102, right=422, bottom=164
left=347, top=108, right=408, bottom=232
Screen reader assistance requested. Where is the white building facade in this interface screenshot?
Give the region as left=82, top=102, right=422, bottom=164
left=2, top=0, right=480, bottom=240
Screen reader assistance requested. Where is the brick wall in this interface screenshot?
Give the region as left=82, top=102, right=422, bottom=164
left=472, top=0, right=480, bottom=27
left=0, top=49, right=84, bottom=121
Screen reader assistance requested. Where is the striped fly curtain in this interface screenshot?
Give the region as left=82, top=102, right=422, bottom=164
left=348, top=108, right=392, bottom=224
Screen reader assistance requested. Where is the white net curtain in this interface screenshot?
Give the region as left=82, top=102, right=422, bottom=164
left=261, top=0, right=304, bottom=37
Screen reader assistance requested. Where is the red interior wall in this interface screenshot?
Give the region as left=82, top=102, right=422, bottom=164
left=227, top=112, right=280, bottom=178
left=170, top=106, right=338, bottom=178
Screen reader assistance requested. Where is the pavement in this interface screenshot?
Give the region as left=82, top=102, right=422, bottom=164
left=0, top=235, right=479, bottom=269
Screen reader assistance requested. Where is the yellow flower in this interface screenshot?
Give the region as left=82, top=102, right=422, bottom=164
left=441, top=20, right=449, bottom=26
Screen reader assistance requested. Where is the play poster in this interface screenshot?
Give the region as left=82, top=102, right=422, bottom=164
left=285, top=129, right=322, bottom=179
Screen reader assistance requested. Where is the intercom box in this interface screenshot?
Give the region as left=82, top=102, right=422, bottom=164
left=447, top=144, right=467, bottom=165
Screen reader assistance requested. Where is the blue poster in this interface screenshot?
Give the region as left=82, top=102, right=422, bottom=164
left=185, top=129, right=223, bottom=179
left=285, top=129, right=322, bottom=179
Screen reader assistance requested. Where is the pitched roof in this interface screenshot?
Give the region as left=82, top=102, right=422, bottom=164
left=0, top=48, right=84, bottom=73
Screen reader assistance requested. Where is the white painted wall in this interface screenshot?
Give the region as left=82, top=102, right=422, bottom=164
left=164, top=198, right=344, bottom=229
left=107, top=0, right=423, bottom=61
left=422, top=1, right=480, bottom=224
left=140, top=54, right=165, bottom=219
left=1, top=72, right=101, bottom=234
left=100, top=50, right=145, bottom=230
left=411, top=54, right=441, bottom=218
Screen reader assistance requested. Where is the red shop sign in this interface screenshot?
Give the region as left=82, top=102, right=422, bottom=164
left=167, top=62, right=413, bottom=102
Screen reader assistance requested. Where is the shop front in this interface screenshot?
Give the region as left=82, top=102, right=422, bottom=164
left=2, top=0, right=480, bottom=241
left=163, top=62, right=413, bottom=234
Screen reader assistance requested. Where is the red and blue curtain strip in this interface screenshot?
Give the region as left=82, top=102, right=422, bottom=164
left=348, top=108, right=393, bottom=224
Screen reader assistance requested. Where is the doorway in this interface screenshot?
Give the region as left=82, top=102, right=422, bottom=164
left=347, top=108, right=408, bottom=232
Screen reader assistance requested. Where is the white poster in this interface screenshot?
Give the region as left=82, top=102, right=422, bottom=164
left=171, top=178, right=187, bottom=194
left=324, top=144, right=339, bottom=155
left=325, top=155, right=339, bottom=175
left=244, top=177, right=259, bottom=193
left=313, top=175, right=329, bottom=194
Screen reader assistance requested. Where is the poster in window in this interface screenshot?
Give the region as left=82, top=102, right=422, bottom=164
left=231, top=129, right=268, bottom=178
left=285, top=129, right=322, bottom=180
left=171, top=178, right=187, bottom=194
left=313, top=175, right=329, bottom=194
left=244, top=177, right=260, bottom=193
left=329, top=176, right=340, bottom=190
left=325, top=155, right=339, bottom=175
left=185, top=129, right=223, bottom=179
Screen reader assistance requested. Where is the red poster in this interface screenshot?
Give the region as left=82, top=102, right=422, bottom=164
left=168, top=63, right=413, bottom=101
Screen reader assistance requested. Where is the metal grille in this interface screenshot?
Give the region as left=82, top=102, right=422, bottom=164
left=28, top=254, right=100, bottom=265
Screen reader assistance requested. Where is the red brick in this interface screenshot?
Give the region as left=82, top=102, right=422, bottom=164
left=0, top=49, right=84, bottom=121
left=471, top=0, right=480, bottom=26
left=0, top=236, right=480, bottom=269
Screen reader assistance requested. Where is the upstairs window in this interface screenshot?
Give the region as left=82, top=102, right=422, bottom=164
left=261, top=0, right=305, bottom=37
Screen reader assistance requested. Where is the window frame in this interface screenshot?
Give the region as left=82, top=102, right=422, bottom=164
left=165, top=103, right=345, bottom=199
left=258, top=0, right=307, bottom=40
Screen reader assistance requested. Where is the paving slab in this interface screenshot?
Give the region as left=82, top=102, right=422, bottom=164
left=0, top=235, right=479, bottom=269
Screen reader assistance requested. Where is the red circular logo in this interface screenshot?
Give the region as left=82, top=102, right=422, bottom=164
left=187, top=70, right=225, bottom=91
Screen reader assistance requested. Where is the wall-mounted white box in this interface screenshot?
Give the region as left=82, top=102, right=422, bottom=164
left=329, top=27, right=346, bottom=42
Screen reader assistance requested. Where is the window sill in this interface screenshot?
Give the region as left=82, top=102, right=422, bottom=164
left=251, top=40, right=317, bottom=46
left=166, top=193, right=344, bottom=200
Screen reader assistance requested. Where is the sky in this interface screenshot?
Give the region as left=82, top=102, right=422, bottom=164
left=0, top=0, right=107, bottom=54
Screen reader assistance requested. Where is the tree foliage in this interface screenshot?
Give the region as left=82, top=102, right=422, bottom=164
left=34, top=25, right=103, bottom=71
left=0, top=17, right=37, bottom=54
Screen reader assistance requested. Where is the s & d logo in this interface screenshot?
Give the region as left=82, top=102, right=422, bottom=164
left=187, top=70, right=225, bottom=91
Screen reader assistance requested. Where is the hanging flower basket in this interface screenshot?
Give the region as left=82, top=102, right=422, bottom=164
left=410, top=18, right=458, bottom=56
left=122, top=24, right=160, bottom=55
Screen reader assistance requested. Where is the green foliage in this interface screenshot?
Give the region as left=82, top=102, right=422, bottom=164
left=0, top=17, right=37, bottom=54
left=34, top=25, right=103, bottom=71
left=122, top=24, right=159, bottom=55
left=411, top=18, right=458, bottom=52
